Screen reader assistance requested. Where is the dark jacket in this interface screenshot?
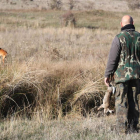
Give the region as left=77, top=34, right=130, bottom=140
left=105, top=24, right=140, bottom=83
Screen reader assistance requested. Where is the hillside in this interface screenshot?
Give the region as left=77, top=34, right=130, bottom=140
left=0, top=0, right=128, bottom=11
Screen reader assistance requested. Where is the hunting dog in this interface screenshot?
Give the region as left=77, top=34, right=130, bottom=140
left=0, top=48, right=7, bottom=64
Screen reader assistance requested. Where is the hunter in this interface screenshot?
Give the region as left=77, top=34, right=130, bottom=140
left=104, top=15, right=140, bottom=134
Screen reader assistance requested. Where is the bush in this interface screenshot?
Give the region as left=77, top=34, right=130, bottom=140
left=61, top=11, right=76, bottom=27
left=127, top=0, right=140, bottom=10
left=50, top=0, right=62, bottom=10
left=68, top=0, right=75, bottom=10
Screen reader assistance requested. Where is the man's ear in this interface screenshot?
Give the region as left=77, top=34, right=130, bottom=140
left=120, top=22, right=123, bottom=27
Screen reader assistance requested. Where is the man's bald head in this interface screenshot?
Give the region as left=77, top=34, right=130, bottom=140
left=121, top=15, right=133, bottom=27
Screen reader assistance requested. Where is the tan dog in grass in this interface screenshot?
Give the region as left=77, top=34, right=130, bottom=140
left=0, top=48, right=7, bottom=64
left=98, top=86, right=114, bottom=114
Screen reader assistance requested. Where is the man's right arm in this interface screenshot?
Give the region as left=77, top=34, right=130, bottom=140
left=104, top=36, right=121, bottom=86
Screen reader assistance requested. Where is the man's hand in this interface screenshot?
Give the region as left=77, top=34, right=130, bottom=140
left=104, top=77, right=110, bottom=87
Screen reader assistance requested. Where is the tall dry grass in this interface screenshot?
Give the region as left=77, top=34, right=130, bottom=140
left=1, top=115, right=140, bottom=139
left=0, top=26, right=116, bottom=118
left=0, top=9, right=140, bottom=139
left=0, top=10, right=140, bottom=118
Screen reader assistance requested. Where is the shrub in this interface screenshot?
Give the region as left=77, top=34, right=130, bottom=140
left=61, top=11, right=76, bottom=27
left=68, top=0, right=75, bottom=10
left=127, top=0, right=140, bottom=10
left=50, top=0, right=62, bottom=10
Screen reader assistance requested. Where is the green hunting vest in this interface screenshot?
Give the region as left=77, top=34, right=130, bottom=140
left=115, top=30, right=140, bottom=83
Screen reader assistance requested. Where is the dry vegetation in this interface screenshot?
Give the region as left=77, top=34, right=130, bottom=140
left=0, top=7, right=140, bottom=139
left=0, top=10, right=122, bottom=119
left=1, top=115, right=140, bottom=140
left=0, top=0, right=129, bottom=11
left=126, top=0, right=140, bottom=10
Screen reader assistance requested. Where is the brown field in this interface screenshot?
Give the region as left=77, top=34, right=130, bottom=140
left=0, top=2, right=140, bottom=139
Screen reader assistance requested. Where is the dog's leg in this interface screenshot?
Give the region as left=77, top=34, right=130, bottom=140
left=2, top=55, right=6, bottom=64
left=98, top=104, right=104, bottom=111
